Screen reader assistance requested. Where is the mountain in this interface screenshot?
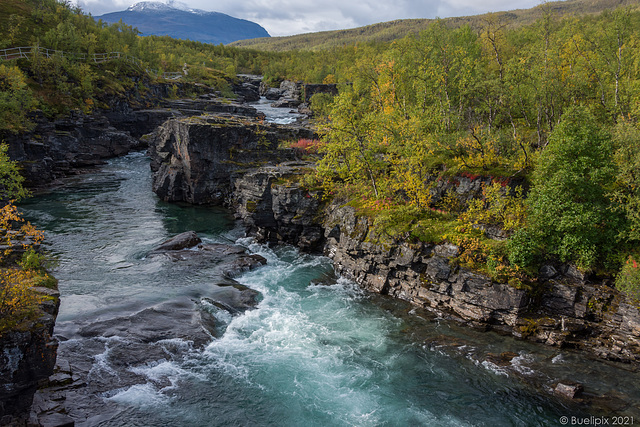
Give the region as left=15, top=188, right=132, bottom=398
left=96, top=0, right=270, bottom=45
left=229, top=0, right=640, bottom=51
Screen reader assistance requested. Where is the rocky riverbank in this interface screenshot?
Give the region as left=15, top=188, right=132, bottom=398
left=3, top=81, right=263, bottom=190
left=148, top=115, right=640, bottom=366
left=0, top=265, right=60, bottom=425
left=232, top=162, right=640, bottom=364
left=0, top=80, right=272, bottom=425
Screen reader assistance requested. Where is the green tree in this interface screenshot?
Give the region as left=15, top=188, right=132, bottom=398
left=516, top=106, right=622, bottom=270
left=0, top=64, right=37, bottom=133
left=317, top=83, right=387, bottom=198
left=0, top=143, right=28, bottom=202
left=612, top=119, right=640, bottom=241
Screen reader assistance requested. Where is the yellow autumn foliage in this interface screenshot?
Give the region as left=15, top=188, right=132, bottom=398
left=1, top=201, right=48, bottom=334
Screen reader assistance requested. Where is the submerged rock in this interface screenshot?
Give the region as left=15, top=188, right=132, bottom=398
left=220, top=253, right=267, bottom=278
left=148, top=231, right=268, bottom=275
left=152, top=230, right=202, bottom=251
left=554, top=382, right=584, bottom=399
left=31, top=280, right=261, bottom=425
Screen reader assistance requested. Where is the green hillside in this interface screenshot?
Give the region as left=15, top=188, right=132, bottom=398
left=229, top=0, right=640, bottom=51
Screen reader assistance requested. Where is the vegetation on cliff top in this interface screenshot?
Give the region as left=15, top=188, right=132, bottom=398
left=304, top=6, right=640, bottom=299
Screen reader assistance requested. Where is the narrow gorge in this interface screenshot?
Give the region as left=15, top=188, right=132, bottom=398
left=2, top=79, right=639, bottom=425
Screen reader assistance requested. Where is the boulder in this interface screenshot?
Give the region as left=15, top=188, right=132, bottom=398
left=554, top=382, right=584, bottom=399
left=152, top=231, right=201, bottom=251
left=271, top=98, right=301, bottom=108
left=264, top=87, right=282, bottom=100
left=279, top=80, right=302, bottom=100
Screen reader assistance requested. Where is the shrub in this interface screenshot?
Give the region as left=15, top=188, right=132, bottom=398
left=0, top=64, right=37, bottom=133
left=289, top=138, right=323, bottom=154
left=0, top=268, right=44, bottom=333
left=460, top=182, right=526, bottom=232
left=615, top=255, right=640, bottom=301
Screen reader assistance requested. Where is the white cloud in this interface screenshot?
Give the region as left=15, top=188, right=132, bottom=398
left=75, top=0, right=546, bottom=37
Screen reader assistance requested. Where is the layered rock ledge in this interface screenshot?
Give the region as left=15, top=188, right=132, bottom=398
left=231, top=164, right=640, bottom=364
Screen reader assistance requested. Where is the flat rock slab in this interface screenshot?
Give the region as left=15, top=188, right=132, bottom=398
left=148, top=232, right=268, bottom=276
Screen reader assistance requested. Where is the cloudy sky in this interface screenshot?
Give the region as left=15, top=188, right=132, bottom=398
left=75, top=0, right=544, bottom=37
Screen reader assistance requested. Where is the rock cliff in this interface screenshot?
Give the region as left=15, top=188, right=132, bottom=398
left=148, top=114, right=315, bottom=205
left=230, top=163, right=640, bottom=365
left=4, top=82, right=256, bottom=190
left=0, top=287, right=60, bottom=425
left=233, top=161, right=324, bottom=251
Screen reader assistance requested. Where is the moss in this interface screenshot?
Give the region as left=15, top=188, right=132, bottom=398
left=30, top=273, right=58, bottom=290
left=519, top=318, right=540, bottom=337
left=245, top=200, right=258, bottom=213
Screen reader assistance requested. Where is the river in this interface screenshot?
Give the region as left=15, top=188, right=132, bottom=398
left=18, top=106, right=640, bottom=426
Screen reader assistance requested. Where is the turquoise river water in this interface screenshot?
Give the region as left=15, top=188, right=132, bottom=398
left=20, top=152, right=640, bottom=426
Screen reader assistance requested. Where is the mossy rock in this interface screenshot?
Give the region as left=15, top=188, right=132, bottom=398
left=245, top=200, right=258, bottom=213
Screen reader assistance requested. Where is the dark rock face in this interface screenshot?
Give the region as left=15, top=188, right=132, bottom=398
left=0, top=289, right=60, bottom=424
left=5, top=111, right=143, bottom=188
left=303, top=83, right=338, bottom=103
left=233, top=75, right=261, bottom=103
left=232, top=162, right=324, bottom=251
left=148, top=115, right=314, bottom=205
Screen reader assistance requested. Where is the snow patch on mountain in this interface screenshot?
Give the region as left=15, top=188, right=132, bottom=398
left=127, top=1, right=203, bottom=14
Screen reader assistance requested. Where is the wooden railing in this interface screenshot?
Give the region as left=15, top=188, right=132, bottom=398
left=0, top=46, right=183, bottom=80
